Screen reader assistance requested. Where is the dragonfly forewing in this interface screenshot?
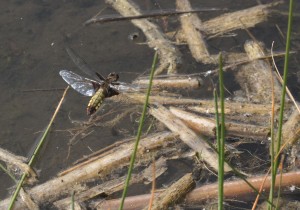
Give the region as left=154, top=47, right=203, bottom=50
left=59, top=70, right=99, bottom=96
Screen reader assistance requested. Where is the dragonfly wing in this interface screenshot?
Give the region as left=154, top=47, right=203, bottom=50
left=59, top=70, right=101, bottom=96
left=111, top=82, right=144, bottom=93
left=65, top=47, right=106, bottom=82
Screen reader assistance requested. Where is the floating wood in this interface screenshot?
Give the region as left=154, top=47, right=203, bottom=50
left=169, top=107, right=270, bottom=140
left=54, top=157, right=168, bottom=209
left=143, top=173, right=195, bottom=210
left=0, top=132, right=177, bottom=209
left=281, top=108, right=300, bottom=145
left=122, top=93, right=276, bottom=115
left=133, top=75, right=203, bottom=89
left=149, top=104, right=232, bottom=172
left=235, top=40, right=282, bottom=103
left=176, top=0, right=212, bottom=64
left=201, top=2, right=281, bottom=37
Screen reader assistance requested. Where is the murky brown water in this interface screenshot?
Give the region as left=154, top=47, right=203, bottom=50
left=0, top=0, right=299, bottom=208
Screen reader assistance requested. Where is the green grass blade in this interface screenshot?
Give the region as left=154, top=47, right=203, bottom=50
left=275, top=0, right=294, bottom=165
left=0, top=163, right=17, bottom=183
left=269, top=1, right=294, bottom=209
left=217, top=52, right=225, bottom=210
left=118, top=51, right=158, bottom=210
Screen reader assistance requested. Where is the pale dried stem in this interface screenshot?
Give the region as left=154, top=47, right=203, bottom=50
left=123, top=93, right=279, bottom=115
left=133, top=76, right=202, bottom=89
left=202, top=3, right=281, bottom=38
left=235, top=40, right=282, bottom=103
left=54, top=157, right=167, bottom=209
left=176, top=0, right=213, bottom=64
left=170, top=107, right=270, bottom=140
left=149, top=104, right=232, bottom=172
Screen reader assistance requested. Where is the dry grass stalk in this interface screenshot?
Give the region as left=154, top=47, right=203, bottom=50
left=149, top=104, right=232, bottom=172
left=0, top=132, right=177, bottom=209
left=133, top=76, right=203, bottom=89
left=187, top=102, right=276, bottom=115
left=169, top=107, right=270, bottom=140
left=176, top=0, right=212, bottom=64
left=105, top=0, right=181, bottom=75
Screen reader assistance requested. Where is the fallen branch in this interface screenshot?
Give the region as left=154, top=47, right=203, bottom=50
left=149, top=104, right=232, bottom=172
left=281, top=108, right=300, bottom=145
left=201, top=2, right=282, bottom=38
left=176, top=0, right=212, bottom=64
left=0, top=132, right=177, bottom=209
left=54, top=157, right=168, bottom=209
left=133, top=75, right=203, bottom=89
left=169, top=107, right=270, bottom=140
left=235, top=40, right=282, bottom=103
left=122, top=93, right=277, bottom=115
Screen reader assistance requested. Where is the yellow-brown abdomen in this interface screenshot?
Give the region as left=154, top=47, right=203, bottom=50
left=87, top=88, right=106, bottom=115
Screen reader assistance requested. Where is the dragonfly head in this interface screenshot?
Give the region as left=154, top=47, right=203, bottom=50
left=107, top=72, right=119, bottom=82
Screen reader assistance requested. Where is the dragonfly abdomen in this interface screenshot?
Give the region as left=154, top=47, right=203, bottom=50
left=87, top=88, right=106, bottom=115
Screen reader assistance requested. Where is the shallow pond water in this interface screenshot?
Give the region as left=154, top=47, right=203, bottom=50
left=0, top=0, right=299, bottom=209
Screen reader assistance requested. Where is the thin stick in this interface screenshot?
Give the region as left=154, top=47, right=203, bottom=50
left=8, top=86, right=69, bottom=210
left=84, top=8, right=224, bottom=25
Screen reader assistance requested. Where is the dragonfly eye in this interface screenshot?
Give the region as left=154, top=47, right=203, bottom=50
left=107, top=72, right=119, bottom=82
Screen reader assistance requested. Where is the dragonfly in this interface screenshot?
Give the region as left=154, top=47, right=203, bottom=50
left=59, top=47, right=142, bottom=115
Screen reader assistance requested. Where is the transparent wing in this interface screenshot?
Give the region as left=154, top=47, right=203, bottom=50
left=111, top=82, right=145, bottom=93
left=65, top=47, right=105, bottom=82
left=59, top=70, right=102, bottom=96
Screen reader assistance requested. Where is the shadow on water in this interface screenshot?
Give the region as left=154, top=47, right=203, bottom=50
left=0, top=0, right=299, bottom=209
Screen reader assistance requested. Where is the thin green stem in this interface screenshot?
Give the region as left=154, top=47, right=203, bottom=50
left=218, top=52, right=225, bottom=210
left=0, top=163, right=17, bottom=183
left=268, top=42, right=276, bottom=209
left=270, top=1, right=294, bottom=209
left=118, top=51, right=158, bottom=210
left=8, top=86, right=69, bottom=210
left=214, top=89, right=220, bottom=150
left=275, top=0, right=294, bottom=166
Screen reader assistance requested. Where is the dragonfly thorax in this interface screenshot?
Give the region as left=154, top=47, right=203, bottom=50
left=106, top=72, right=119, bottom=82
